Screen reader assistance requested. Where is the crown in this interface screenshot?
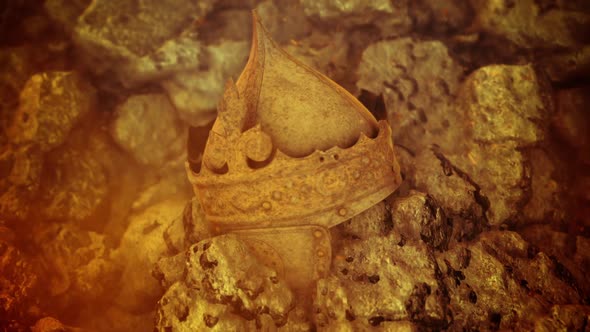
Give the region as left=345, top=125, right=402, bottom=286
left=187, top=13, right=401, bottom=233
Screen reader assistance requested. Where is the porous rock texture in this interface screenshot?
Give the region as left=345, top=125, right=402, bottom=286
left=154, top=234, right=307, bottom=331
left=0, top=0, right=588, bottom=331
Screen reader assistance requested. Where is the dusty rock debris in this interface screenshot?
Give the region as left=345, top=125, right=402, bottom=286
left=0, top=0, right=588, bottom=331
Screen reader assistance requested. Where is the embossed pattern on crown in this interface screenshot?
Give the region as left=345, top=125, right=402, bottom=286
left=187, top=12, right=401, bottom=233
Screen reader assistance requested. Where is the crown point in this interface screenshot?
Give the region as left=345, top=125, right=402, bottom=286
left=236, top=12, right=380, bottom=157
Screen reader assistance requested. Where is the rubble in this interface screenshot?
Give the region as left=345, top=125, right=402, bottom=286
left=520, top=225, right=590, bottom=298
left=31, top=222, right=117, bottom=319
left=0, top=145, right=43, bottom=222
left=469, top=0, right=590, bottom=50
left=161, top=41, right=249, bottom=126
left=334, top=201, right=391, bottom=241
left=73, top=0, right=213, bottom=85
left=38, top=140, right=108, bottom=224
left=0, top=238, right=40, bottom=330
left=155, top=234, right=302, bottom=331
left=6, top=71, right=96, bottom=152
left=300, top=0, right=413, bottom=38
left=44, top=0, right=91, bottom=33
left=0, top=2, right=589, bottom=332
left=438, top=231, right=584, bottom=330
left=357, top=38, right=464, bottom=153
left=390, top=191, right=452, bottom=251
left=450, top=64, right=550, bottom=225
left=113, top=198, right=186, bottom=313
left=403, top=150, right=486, bottom=242
left=111, top=93, right=185, bottom=168
left=326, top=232, right=449, bottom=329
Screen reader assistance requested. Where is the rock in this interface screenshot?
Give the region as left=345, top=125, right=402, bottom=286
left=186, top=234, right=295, bottom=323
left=44, top=0, right=91, bottom=33
left=73, top=0, right=212, bottom=85
left=152, top=197, right=213, bottom=289
left=447, top=64, right=551, bottom=226
left=196, top=9, right=252, bottom=44
left=534, top=305, right=590, bottom=331
left=6, top=71, right=96, bottom=152
left=519, top=225, right=590, bottom=298
left=438, top=231, right=583, bottom=330
left=330, top=235, right=449, bottom=329
left=161, top=40, right=249, bottom=126
left=300, top=0, right=413, bottom=38
left=111, top=93, right=185, bottom=168
left=155, top=282, right=250, bottom=331
left=284, top=31, right=353, bottom=89
left=0, top=45, right=66, bottom=118
left=130, top=161, right=193, bottom=215
left=113, top=198, right=186, bottom=313
left=181, top=197, right=211, bottom=246
left=256, top=1, right=311, bottom=45
left=553, top=86, right=590, bottom=163
left=81, top=125, right=145, bottom=242
left=127, top=139, right=193, bottom=253
left=410, top=0, right=473, bottom=34
left=0, top=239, right=40, bottom=330
left=453, top=68, right=544, bottom=224
left=155, top=234, right=300, bottom=331
left=31, top=317, right=69, bottom=332
left=405, top=150, right=487, bottom=242
left=459, top=64, right=549, bottom=145
left=390, top=191, right=452, bottom=251
left=0, top=144, right=43, bottom=222
left=448, top=141, right=527, bottom=226
left=31, top=223, right=119, bottom=311
left=37, top=138, right=109, bottom=224
left=357, top=38, right=464, bottom=153
left=153, top=252, right=186, bottom=291
left=313, top=276, right=355, bottom=331
left=522, top=149, right=566, bottom=223
left=470, top=0, right=590, bottom=50
left=541, top=45, right=590, bottom=83
left=334, top=201, right=391, bottom=241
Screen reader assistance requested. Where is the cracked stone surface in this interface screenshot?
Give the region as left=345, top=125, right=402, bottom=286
left=155, top=234, right=304, bottom=331
left=438, top=231, right=584, bottom=330
left=325, top=227, right=449, bottom=329
left=357, top=37, right=465, bottom=153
